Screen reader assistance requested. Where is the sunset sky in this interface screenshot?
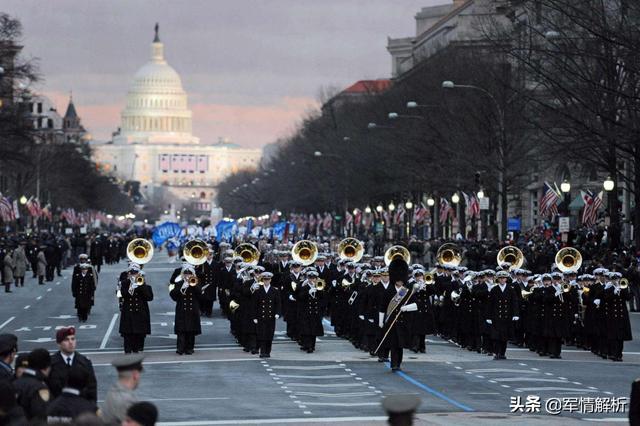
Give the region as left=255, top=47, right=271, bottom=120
left=4, top=0, right=446, bottom=148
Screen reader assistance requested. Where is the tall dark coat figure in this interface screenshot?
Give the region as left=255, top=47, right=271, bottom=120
left=218, top=264, right=236, bottom=318
left=119, top=277, right=154, bottom=353
left=89, top=239, right=103, bottom=273
left=169, top=278, right=204, bottom=355
left=603, top=286, right=632, bottom=360
left=410, top=284, right=436, bottom=352
left=542, top=285, right=570, bottom=358
left=487, top=283, right=520, bottom=358
left=72, top=270, right=95, bottom=322
left=379, top=285, right=415, bottom=370
left=282, top=272, right=302, bottom=339
left=196, top=259, right=218, bottom=317
left=458, top=282, right=480, bottom=351
left=13, top=369, right=49, bottom=422
left=298, top=283, right=326, bottom=352
left=253, top=284, right=282, bottom=357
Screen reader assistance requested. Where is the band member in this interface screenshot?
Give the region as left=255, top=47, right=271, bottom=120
left=282, top=260, right=303, bottom=341
left=602, top=272, right=632, bottom=361
left=410, top=269, right=435, bottom=353
left=237, top=265, right=259, bottom=353
left=196, top=248, right=218, bottom=318
left=486, top=270, right=519, bottom=360
left=218, top=256, right=236, bottom=318
left=378, top=258, right=417, bottom=371
left=72, top=263, right=96, bottom=322
left=119, top=268, right=153, bottom=353
left=169, top=265, right=203, bottom=355
left=543, top=272, right=569, bottom=359
left=298, top=270, right=325, bottom=353
left=252, top=272, right=281, bottom=358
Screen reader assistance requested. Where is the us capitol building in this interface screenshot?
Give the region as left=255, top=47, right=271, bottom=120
left=92, top=25, right=262, bottom=214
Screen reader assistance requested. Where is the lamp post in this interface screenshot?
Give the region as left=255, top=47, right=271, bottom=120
left=442, top=80, right=507, bottom=240
left=603, top=176, right=616, bottom=246
left=405, top=200, right=413, bottom=236
left=560, top=179, right=571, bottom=242
left=427, top=196, right=435, bottom=239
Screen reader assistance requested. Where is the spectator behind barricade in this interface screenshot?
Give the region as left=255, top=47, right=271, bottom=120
left=46, top=366, right=98, bottom=423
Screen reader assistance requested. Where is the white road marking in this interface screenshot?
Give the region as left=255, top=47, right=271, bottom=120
left=286, top=383, right=364, bottom=388
left=271, top=365, right=343, bottom=371
left=582, top=418, right=628, bottom=422
left=36, top=296, right=42, bottom=300
left=514, top=387, right=602, bottom=393
left=293, top=391, right=378, bottom=398
left=298, top=402, right=380, bottom=407
left=493, top=378, right=569, bottom=383
left=23, top=305, right=30, bottom=310
left=46, top=288, right=52, bottom=292
left=276, top=374, right=353, bottom=379
left=469, top=392, right=500, bottom=395
left=93, top=358, right=258, bottom=367
left=157, top=417, right=388, bottom=425
left=466, top=368, right=538, bottom=374
left=99, top=313, right=119, bottom=349
left=0, top=317, right=15, bottom=331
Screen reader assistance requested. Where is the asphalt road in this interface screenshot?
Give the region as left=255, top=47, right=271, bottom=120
left=1, top=253, right=637, bottom=425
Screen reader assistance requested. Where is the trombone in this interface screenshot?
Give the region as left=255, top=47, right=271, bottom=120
left=127, top=238, right=154, bottom=264
left=555, top=247, right=582, bottom=273
left=184, top=239, right=209, bottom=266
left=291, top=240, right=318, bottom=266
left=384, top=245, right=411, bottom=266
left=338, top=238, right=364, bottom=262
left=234, top=243, right=260, bottom=266
left=436, top=243, right=461, bottom=267
left=496, top=246, right=524, bottom=271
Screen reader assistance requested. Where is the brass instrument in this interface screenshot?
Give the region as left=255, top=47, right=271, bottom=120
left=562, top=282, right=572, bottom=293
left=229, top=300, right=240, bottom=313
left=496, top=246, right=524, bottom=271
left=555, top=247, right=582, bottom=273
left=234, top=243, right=260, bottom=266
left=424, top=269, right=436, bottom=285
left=341, top=278, right=354, bottom=288
left=384, top=245, right=411, bottom=266
left=188, top=276, right=199, bottom=287
left=436, top=243, right=461, bottom=267
left=450, top=290, right=461, bottom=305
left=521, top=289, right=533, bottom=300
left=184, top=239, right=209, bottom=266
left=316, top=279, right=326, bottom=291
left=581, top=286, right=590, bottom=294
left=126, top=238, right=154, bottom=264
left=135, top=275, right=145, bottom=286
left=338, top=238, right=364, bottom=263
left=291, top=281, right=298, bottom=292
left=291, top=240, right=318, bottom=266
left=620, top=278, right=629, bottom=289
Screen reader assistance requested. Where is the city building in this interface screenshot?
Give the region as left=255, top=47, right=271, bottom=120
left=92, top=24, right=262, bottom=214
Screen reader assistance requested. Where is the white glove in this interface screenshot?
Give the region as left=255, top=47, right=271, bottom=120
left=251, top=283, right=260, bottom=291
left=309, top=288, right=317, bottom=298
left=439, top=295, right=444, bottom=302
left=486, top=319, right=492, bottom=324
left=358, top=315, right=364, bottom=320
left=275, top=314, right=280, bottom=319
left=614, top=288, right=621, bottom=295
left=332, top=280, right=337, bottom=287
left=288, top=295, right=295, bottom=301
left=574, top=313, right=579, bottom=318
left=400, top=305, right=409, bottom=312
left=555, top=290, right=562, bottom=297
left=253, top=319, right=258, bottom=324
left=378, top=312, right=384, bottom=328
left=180, top=283, right=189, bottom=291
left=512, top=316, right=519, bottom=321
left=594, top=299, right=601, bottom=306
left=368, top=319, right=374, bottom=323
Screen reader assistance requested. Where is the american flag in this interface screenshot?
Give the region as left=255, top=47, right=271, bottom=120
left=0, top=194, right=14, bottom=221
left=580, top=190, right=603, bottom=226
left=439, top=198, right=454, bottom=224
left=539, top=182, right=560, bottom=218
left=413, top=203, right=429, bottom=225
left=345, top=211, right=353, bottom=226
left=394, top=205, right=406, bottom=225
left=26, top=197, right=42, bottom=217
left=322, top=212, right=333, bottom=231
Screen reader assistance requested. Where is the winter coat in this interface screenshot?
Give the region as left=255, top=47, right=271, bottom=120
left=13, top=246, right=28, bottom=278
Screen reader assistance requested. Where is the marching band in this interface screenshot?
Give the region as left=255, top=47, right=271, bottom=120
left=101, top=236, right=632, bottom=368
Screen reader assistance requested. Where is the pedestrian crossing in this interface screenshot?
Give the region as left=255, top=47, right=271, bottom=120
left=260, top=360, right=384, bottom=416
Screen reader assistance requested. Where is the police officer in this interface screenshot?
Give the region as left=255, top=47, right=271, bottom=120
left=101, top=354, right=144, bottom=424
left=252, top=272, right=281, bottom=358
left=13, top=348, right=51, bottom=422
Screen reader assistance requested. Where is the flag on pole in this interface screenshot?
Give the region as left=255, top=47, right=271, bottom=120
left=439, top=199, right=454, bottom=224
left=580, top=190, right=603, bottom=226
left=539, top=182, right=560, bottom=218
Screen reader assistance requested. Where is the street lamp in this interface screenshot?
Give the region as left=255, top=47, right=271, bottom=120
left=405, top=200, right=413, bottom=209
left=367, top=122, right=378, bottom=129
left=426, top=197, right=435, bottom=207
left=442, top=80, right=456, bottom=89
left=365, top=206, right=372, bottom=214
left=19, top=195, right=27, bottom=205
left=560, top=179, right=571, bottom=193
left=603, top=176, right=615, bottom=192
left=388, top=202, right=396, bottom=211
left=451, top=193, right=460, bottom=204
left=376, top=204, right=383, bottom=213
left=314, top=151, right=323, bottom=157
left=477, top=189, right=485, bottom=199
left=352, top=208, right=358, bottom=215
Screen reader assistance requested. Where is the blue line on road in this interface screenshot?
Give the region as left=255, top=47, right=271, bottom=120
left=387, top=363, right=474, bottom=412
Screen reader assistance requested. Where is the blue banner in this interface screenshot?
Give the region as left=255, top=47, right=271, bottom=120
left=272, top=222, right=296, bottom=241
left=216, top=219, right=237, bottom=242
left=151, top=222, right=182, bottom=246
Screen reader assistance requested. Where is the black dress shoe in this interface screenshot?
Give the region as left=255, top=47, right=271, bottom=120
left=259, top=354, right=267, bottom=358
left=176, top=351, right=184, bottom=355
left=493, top=355, right=501, bottom=360
left=185, top=350, right=194, bottom=355
left=391, top=367, right=402, bottom=372
left=251, top=349, right=259, bottom=355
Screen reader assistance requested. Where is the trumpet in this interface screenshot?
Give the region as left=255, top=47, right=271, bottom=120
left=581, top=286, right=590, bottom=295
left=620, top=278, right=629, bottom=289
left=316, top=279, right=326, bottom=291
left=562, top=282, right=572, bottom=293
left=341, top=278, right=353, bottom=288
left=135, top=275, right=145, bottom=286
left=229, top=300, right=240, bottom=313
left=188, top=276, right=199, bottom=287
left=521, top=289, right=533, bottom=300
left=424, top=269, right=436, bottom=285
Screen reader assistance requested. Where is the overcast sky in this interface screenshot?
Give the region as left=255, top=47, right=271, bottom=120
left=4, top=0, right=448, bottom=148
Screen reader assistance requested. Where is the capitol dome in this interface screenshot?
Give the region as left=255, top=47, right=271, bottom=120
left=118, top=24, right=197, bottom=144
